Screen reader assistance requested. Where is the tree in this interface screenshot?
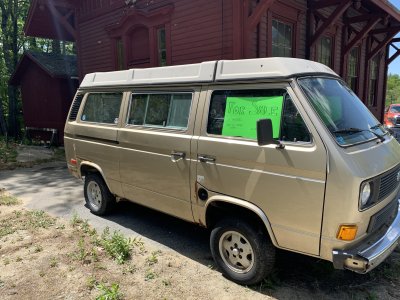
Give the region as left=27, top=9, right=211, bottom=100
left=0, top=0, right=29, bottom=138
left=386, top=74, right=400, bottom=107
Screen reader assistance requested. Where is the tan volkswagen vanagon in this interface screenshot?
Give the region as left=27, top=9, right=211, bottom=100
left=64, top=58, right=400, bottom=285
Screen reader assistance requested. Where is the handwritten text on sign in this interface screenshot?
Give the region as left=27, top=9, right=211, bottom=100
left=222, top=96, right=283, bottom=139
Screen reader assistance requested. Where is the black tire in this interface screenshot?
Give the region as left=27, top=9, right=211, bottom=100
left=210, top=218, right=275, bottom=285
left=84, top=173, right=116, bottom=216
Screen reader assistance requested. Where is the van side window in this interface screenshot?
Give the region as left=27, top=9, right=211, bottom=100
left=81, top=93, right=122, bottom=124
left=207, top=89, right=310, bottom=143
left=128, top=93, right=192, bottom=129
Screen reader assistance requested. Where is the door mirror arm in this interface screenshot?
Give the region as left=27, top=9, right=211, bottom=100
left=257, top=119, right=285, bottom=149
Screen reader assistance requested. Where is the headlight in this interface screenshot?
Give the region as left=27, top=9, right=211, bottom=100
left=359, top=181, right=373, bottom=209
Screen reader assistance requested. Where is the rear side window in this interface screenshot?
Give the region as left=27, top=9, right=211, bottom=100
left=128, top=93, right=192, bottom=129
left=81, top=93, right=123, bottom=124
left=207, top=89, right=310, bottom=143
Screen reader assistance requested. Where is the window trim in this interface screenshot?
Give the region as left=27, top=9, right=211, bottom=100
left=346, top=46, right=360, bottom=93
left=125, top=91, right=194, bottom=132
left=268, top=14, right=297, bottom=57
left=271, top=18, right=294, bottom=58
left=367, top=55, right=380, bottom=108
left=204, top=86, right=313, bottom=146
left=79, top=92, right=124, bottom=127
left=317, top=35, right=334, bottom=69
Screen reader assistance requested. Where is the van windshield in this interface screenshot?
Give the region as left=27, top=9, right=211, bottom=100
left=298, top=77, right=387, bottom=147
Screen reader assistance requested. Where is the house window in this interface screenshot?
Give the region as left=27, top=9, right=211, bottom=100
left=368, top=56, right=380, bottom=107
left=271, top=19, right=293, bottom=57
left=157, top=27, right=167, bottom=66
left=116, top=38, right=125, bottom=70
left=317, top=36, right=333, bottom=68
left=346, top=47, right=359, bottom=92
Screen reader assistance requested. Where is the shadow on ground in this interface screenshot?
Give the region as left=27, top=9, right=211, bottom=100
left=1, top=163, right=399, bottom=299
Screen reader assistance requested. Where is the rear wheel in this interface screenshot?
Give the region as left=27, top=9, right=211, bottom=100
left=84, top=173, right=115, bottom=215
left=210, top=218, right=275, bottom=285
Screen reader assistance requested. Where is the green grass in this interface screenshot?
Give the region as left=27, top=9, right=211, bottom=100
left=0, top=193, right=20, bottom=206
left=0, top=209, right=56, bottom=238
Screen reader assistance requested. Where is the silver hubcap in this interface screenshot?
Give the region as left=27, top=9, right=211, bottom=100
left=219, top=231, right=254, bottom=274
left=87, top=181, right=102, bottom=209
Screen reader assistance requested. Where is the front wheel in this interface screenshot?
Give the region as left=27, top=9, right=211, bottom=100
left=210, top=219, right=275, bottom=285
left=84, top=173, right=116, bottom=216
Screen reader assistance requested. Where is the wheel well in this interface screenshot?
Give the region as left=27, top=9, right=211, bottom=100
left=80, top=164, right=101, bottom=177
left=206, top=201, right=268, bottom=236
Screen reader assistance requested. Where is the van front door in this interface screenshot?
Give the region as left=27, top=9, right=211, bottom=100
left=118, top=90, right=199, bottom=221
left=195, top=84, right=327, bottom=255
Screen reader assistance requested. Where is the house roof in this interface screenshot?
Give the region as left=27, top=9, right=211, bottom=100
left=10, top=51, right=78, bottom=85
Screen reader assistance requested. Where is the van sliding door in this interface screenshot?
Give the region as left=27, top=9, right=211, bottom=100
left=118, top=88, right=201, bottom=222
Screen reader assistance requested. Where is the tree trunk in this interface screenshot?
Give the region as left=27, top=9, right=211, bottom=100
left=0, top=99, right=7, bottom=136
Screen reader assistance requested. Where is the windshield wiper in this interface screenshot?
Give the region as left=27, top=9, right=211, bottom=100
left=333, top=127, right=385, bottom=142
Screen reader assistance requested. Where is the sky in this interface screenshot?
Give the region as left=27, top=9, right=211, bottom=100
left=388, top=0, right=400, bottom=74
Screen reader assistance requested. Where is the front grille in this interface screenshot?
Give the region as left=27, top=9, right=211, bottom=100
left=395, top=117, right=400, bottom=126
left=378, top=165, right=400, bottom=201
left=367, top=199, right=398, bottom=233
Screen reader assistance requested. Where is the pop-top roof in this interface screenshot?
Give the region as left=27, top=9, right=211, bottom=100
left=79, top=58, right=338, bottom=88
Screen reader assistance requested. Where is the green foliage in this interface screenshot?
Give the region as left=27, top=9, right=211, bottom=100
left=100, top=227, right=132, bottom=264
left=0, top=189, right=20, bottom=206
left=0, top=1, right=76, bottom=137
left=386, top=73, right=400, bottom=106
left=95, top=282, right=123, bottom=300
left=0, top=138, right=17, bottom=163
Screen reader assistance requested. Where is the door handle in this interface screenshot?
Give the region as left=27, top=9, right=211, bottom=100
left=171, top=151, right=186, bottom=162
left=198, top=155, right=216, bottom=163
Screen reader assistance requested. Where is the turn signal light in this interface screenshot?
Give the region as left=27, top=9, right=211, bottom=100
left=337, top=225, right=358, bottom=241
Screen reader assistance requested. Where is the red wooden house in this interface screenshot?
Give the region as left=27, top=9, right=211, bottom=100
left=10, top=51, right=79, bottom=144
left=24, top=0, right=400, bottom=121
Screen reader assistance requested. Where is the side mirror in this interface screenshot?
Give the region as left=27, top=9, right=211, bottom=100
left=257, top=119, right=284, bottom=148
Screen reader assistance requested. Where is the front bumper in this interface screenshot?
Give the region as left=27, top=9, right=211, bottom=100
left=332, top=200, right=400, bottom=273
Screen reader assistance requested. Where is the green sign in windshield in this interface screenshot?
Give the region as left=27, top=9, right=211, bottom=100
left=222, top=96, right=283, bottom=139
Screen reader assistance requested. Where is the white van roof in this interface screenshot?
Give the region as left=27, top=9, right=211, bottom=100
left=80, top=57, right=337, bottom=88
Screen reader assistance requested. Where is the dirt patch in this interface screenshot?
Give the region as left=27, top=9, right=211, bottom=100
left=1, top=194, right=400, bottom=300
left=0, top=199, right=272, bottom=300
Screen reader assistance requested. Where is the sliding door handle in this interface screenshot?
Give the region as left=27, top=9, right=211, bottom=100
left=171, top=151, right=186, bottom=162
left=198, top=155, right=216, bottom=163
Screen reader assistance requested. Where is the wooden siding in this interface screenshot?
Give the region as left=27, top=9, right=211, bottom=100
left=70, top=0, right=397, bottom=122
left=19, top=64, right=77, bottom=144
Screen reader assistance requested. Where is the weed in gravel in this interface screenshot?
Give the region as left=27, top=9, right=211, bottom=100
left=15, top=256, right=22, bottom=262
left=34, top=245, right=43, bottom=253
left=162, top=279, right=171, bottom=286
left=86, top=276, right=98, bottom=290
left=74, top=237, right=88, bottom=262
left=70, top=212, right=83, bottom=227
left=122, top=264, right=136, bottom=275
left=95, top=282, right=123, bottom=300
left=26, top=210, right=55, bottom=229
left=99, top=227, right=132, bottom=264
left=145, top=270, right=157, bottom=281
left=146, top=250, right=161, bottom=266
left=39, top=271, right=45, bottom=277
left=3, top=258, right=10, bottom=265
left=50, top=257, right=58, bottom=268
